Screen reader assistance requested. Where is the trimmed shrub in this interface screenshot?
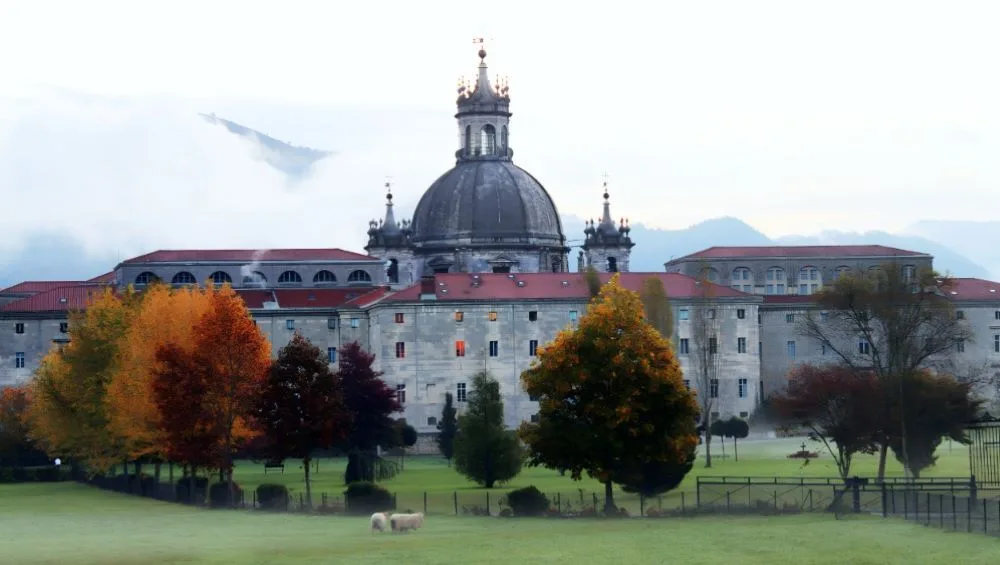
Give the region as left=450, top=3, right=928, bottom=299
left=209, top=482, right=244, bottom=508
left=176, top=476, right=209, bottom=504
left=0, top=467, right=68, bottom=483
left=343, top=481, right=393, bottom=515
left=0, top=468, right=13, bottom=483
left=256, top=483, right=290, bottom=511
left=505, top=485, right=550, bottom=517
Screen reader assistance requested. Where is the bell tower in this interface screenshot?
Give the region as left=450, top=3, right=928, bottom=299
left=581, top=177, right=635, bottom=273
left=454, top=41, right=512, bottom=163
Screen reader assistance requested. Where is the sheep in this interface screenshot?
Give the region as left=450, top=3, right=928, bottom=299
left=370, top=512, right=389, bottom=534
left=388, top=512, right=425, bottom=533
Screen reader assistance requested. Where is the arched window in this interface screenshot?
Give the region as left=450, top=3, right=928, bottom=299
left=172, top=271, right=196, bottom=285
left=242, top=271, right=267, bottom=287
left=134, top=271, right=159, bottom=286
left=765, top=267, right=785, bottom=295
left=607, top=257, right=618, bottom=273
left=731, top=267, right=753, bottom=292
left=797, top=266, right=821, bottom=295
left=464, top=125, right=471, bottom=155
left=480, top=124, right=496, bottom=155
left=348, top=269, right=372, bottom=282
left=835, top=266, right=851, bottom=280
left=313, top=270, right=337, bottom=284
left=209, top=271, right=232, bottom=285
left=700, top=267, right=719, bottom=283
left=277, top=270, right=302, bottom=284
left=501, top=125, right=508, bottom=152
left=386, top=260, right=399, bottom=284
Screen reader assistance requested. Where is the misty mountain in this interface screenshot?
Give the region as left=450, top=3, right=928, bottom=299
left=198, top=113, right=333, bottom=177
left=905, top=220, right=1000, bottom=280
left=0, top=232, right=118, bottom=288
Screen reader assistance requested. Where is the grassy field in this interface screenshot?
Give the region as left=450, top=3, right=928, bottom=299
left=200, top=437, right=974, bottom=513
left=1, top=481, right=997, bottom=565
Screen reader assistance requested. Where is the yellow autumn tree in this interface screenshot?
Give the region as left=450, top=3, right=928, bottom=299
left=25, top=286, right=142, bottom=473
left=105, top=282, right=212, bottom=480
left=519, top=274, right=700, bottom=513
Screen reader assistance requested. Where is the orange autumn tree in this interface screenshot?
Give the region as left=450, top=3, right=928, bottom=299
left=519, top=274, right=700, bottom=514
left=25, top=287, right=141, bottom=472
left=193, top=284, right=271, bottom=502
left=106, top=282, right=212, bottom=481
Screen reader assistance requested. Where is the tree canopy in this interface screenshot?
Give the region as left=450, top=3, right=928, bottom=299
left=519, top=274, right=700, bottom=512
left=453, top=371, right=523, bottom=488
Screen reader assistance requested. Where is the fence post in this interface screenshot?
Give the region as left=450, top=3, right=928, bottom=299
left=773, top=490, right=778, bottom=510
left=984, top=499, right=988, bottom=534
left=880, top=483, right=888, bottom=518
left=903, top=489, right=908, bottom=518
left=424, top=491, right=428, bottom=514
left=393, top=492, right=397, bottom=511
left=726, top=490, right=731, bottom=512
left=696, top=480, right=701, bottom=508
left=939, top=494, right=943, bottom=528
left=454, top=491, right=458, bottom=516
left=486, top=491, right=490, bottom=516
left=808, top=489, right=813, bottom=512
left=557, top=493, right=561, bottom=514
left=952, top=495, right=957, bottom=531
left=967, top=493, right=972, bottom=533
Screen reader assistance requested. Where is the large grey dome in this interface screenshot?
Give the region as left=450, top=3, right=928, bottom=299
left=409, top=160, right=566, bottom=248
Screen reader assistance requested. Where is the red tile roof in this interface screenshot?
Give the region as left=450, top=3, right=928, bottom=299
left=945, top=278, right=1000, bottom=302
left=235, top=288, right=388, bottom=309
left=87, top=272, right=117, bottom=283
left=676, top=245, right=928, bottom=261
left=385, top=272, right=751, bottom=303
left=0, top=284, right=110, bottom=313
left=0, top=281, right=85, bottom=295
left=121, top=248, right=378, bottom=264
left=344, top=287, right=394, bottom=308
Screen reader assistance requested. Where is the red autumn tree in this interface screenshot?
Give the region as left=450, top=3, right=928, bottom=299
left=337, top=341, right=402, bottom=483
left=151, top=343, right=219, bottom=501
left=772, top=364, right=884, bottom=479
left=254, top=333, right=351, bottom=508
left=194, top=285, right=271, bottom=502
left=0, top=385, right=41, bottom=466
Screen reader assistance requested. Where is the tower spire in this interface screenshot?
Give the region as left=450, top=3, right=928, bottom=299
left=599, top=173, right=615, bottom=230
left=381, top=178, right=399, bottom=234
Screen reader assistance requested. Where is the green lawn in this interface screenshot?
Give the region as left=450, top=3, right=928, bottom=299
left=1, top=482, right=997, bottom=565
left=202, top=437, right=973, bottom=514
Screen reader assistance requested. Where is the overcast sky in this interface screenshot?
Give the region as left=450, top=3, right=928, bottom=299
left=2, top=0, right=999, bottom=262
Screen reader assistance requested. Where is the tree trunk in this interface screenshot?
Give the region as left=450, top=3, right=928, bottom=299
left=122, top=458, right=129, bottom=490
left=189, top=467, right=197, bottom=506
left=734, top=438, right=739, bottom=462
left=133, top=461, right=142, bottom=494
left=303, top=456, right=313, bottom=510
left=603, top=480, right=616, bottom=514
left=153, top=462, right=162, bottom=498
left=720, top=436, right=726, bottom=457
left=704, top=430, right=713, bottom=468
left=876, top=442, right=888, bottom=482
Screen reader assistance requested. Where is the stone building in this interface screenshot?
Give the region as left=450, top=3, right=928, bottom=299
left=2, top=49, right=999, bottom=452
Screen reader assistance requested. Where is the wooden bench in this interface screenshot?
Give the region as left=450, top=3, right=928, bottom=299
left=264, top=461, right=285, bottom=474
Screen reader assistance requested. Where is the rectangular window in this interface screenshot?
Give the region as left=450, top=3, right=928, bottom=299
left=14, top=323, right=24, bottom=334
left=285, top=319, right=294, bottom=330
left=740, top=411, right=749, bottom=418
left=737, top=337, right=747, bottom=354
left=395, top=342, right=406, bottom=358
left=488, top=311, right=498, bottom=322
left=766, top=284, right=775, bottom=295
left=859, top=340, right=871, bottom=355
left=736, top=309, right=746, bottom=319
left=679, top=339, right=689, bottom=354
left=994, top=310, right=999, bottom=320
left=529, top=340, right=539, bottom=356
left=528, top=311, right=538, bottom=322
left=394, top=312, right=405, bottom=323
left=995, top=335, right=999, bottom=353
left=799, top=283, right=808, bottom=295
left=489, top=340, right=499, bottom=357
left=706, top=309, right=716, bottom=319
left=15, top=352, right=25, bottom=369
left=569, top=310, right=578, bottom=322
left=455, top=311, right=464, bottom=322
left=821, top=344, right=828, bottom=356
left=683, top=379, right=691, bottom=389
left=708, top=337, right=718, bottom=355
left=679, top=309, right=689, bottom=321
left=709, top=379, right=719, bottom=399
left=787, top=340, right=796, bottom=358
left=957, top=339, right=965, bottom=353
left=456, top=340, right=466, bottom=357
left=327, top=347, right=337, bottom=363
left=956, top=310, right=965, bottom=320
left=59, top=322, right=68, bottom=334
left=777, top=284, right=786, bottom=294
left=327, top=318, right=338, bottom=330
left=530, top=413, right=539, bottom=423
left=427, top=416, right=438, bottom=427
left=457, top=382, right=467, bottom=402
left=396, top=383, right=406, bottom=404
left=785, top=313, right=794, bottom=323
left=759, top=341, right=763, bottom=356
left=738, top=378, right=748, bottom=398
left=350, top=317, right=360, bottom=328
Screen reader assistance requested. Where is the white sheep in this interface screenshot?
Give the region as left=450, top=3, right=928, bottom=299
left=370, top=512, right=389, bottom=534
left=389, top=512, right=425, bottom=533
